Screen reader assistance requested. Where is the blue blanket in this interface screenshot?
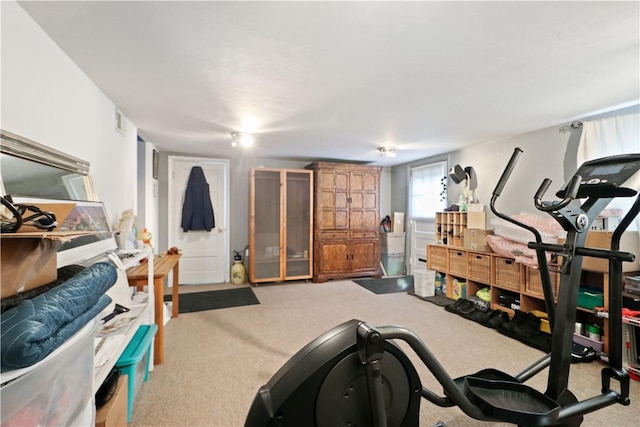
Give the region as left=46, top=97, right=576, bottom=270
left=1, top=262, right=117, bottom=372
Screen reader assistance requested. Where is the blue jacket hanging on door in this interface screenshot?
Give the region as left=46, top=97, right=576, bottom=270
left=181, top=166, right=215, bottom=232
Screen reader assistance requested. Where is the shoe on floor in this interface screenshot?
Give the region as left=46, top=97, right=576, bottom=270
left=486, top=310, right=510, bottom=328
left=513, top=312, right=541, bottom=338
left=501, top=310, right=527, bottom=331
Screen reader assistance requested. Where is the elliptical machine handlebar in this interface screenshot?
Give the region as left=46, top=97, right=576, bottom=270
left=534, top=175, right=582, bottom=212
left=490, top=148, right=543, bottom=244
left=492, top=147, right=523, bottom=198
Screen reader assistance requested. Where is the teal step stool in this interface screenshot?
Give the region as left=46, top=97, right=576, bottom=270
left=115, top=324, right=158, bottom=423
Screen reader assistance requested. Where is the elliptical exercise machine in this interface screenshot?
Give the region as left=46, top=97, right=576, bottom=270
left=245, top=148, right=640, bottom=427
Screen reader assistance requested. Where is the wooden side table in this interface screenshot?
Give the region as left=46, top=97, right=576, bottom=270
left=126, top=253, right=181, bottom=364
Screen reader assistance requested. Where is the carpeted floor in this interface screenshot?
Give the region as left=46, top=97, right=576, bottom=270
left=163, top=287, right=259, bottom=313
left=353, top=275, right=414, bottom=294
left=133, top=281, right=639, bottom=426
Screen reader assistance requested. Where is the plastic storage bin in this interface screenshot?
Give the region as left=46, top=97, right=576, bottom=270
left=577, top=288, right=604, bottom=310
left=1, top=321, right=96, bottom=427
left=413, top=269, right=435, bottom=297
left=380, top=232, right=406, bottom=254
left=382, top=253, right=405, bottom=276
left=116, top=324, right=158, bottom=423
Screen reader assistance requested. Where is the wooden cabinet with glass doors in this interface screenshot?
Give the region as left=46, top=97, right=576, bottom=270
left=249, top=168, right=313, bottom=284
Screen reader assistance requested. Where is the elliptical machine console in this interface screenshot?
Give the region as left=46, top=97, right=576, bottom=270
left=245, top=149, right=640, bottom=427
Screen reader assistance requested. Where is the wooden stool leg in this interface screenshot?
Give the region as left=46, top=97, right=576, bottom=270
left=172, top=263, right=180, bottom=318
left=153, top=278, right=164, bottom=364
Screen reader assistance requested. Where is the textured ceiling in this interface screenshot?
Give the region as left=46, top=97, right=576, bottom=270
left=17, top=1, right=640, bottom=166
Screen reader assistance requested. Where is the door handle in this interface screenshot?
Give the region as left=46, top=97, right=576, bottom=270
left=217, top=227, right=225, bottom=233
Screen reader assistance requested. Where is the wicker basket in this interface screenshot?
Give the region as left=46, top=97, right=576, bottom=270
left=525, top=267, right=560, bottom=299
left=494, top=257, right=521, bottom=291
left=448, top=249, right=468, bottom=277
left=427, top=246, right=447, bottom=272
left=468, top=253, right=491, bottom=284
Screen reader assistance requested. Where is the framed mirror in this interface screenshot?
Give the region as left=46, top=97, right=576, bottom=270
left=0, top=130, right=98, bottom=201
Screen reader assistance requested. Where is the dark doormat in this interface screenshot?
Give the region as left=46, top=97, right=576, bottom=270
left=165, top=287, right=260, bottom=314
left=408, top=291, right=455, bottom=307
left=353, top=276, right=414, bottom=295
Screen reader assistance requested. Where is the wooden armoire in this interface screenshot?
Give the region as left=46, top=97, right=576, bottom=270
left=305, top=162, right=382, bottom=282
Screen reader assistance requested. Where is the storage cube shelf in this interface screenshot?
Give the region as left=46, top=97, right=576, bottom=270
left=435, top=211, right=467, bottom=246
left=426, top=243, right=627, bottom=355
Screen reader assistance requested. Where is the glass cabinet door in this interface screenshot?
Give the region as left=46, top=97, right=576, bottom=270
left=252, top=170, right=282, bottom=280
left=285, top=171, right=312, bottom=278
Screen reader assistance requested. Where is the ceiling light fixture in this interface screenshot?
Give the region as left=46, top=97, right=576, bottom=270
left=377, top=146, right=397, bottom=158
left=230, top=132, right=254, bottom=148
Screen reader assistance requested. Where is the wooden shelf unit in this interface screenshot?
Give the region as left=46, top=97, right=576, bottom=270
left=426, top=244, right=628, bottom=354
left=249, top=168, right=313, bottom=284
left=435, top=211, right=467, bottom=246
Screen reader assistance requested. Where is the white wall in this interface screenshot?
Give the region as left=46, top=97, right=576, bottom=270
left=1, top=1, right=137, bottom=224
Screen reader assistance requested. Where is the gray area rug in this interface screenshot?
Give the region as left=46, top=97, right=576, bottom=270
left=408, top=291, right=454, bottom=307
left=353, top=276, right=414, bottom=294
left=165, top=287, right=259, bottom=313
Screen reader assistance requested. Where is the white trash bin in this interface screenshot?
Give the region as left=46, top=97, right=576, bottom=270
left=413, top=269, right=436, bottom=297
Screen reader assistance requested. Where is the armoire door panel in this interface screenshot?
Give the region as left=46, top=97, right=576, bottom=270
left=350, top=173, right=363, bottom=191
left=350, top=192, right=363, bottom=209
left=318, top=172, right=334, bottom=189
left=363, top=193, right=376, bottom=209
left=320, top=190, right=335, bottom=208
left=363, top=174, right=378, bottom=191
left=351, top=241, right=378, bottom=272
left=335, top=211, right=349, bottom=229
left=319, top=243, right=350, bottom=274
left=350, top=212, right=363, bottom=229
left=319, top=210, right=335, bottom=229
left=336, top=192, right=348, bottom=209
left=335, top=172, right=349, bottom=191
left=362, top=212, right=378, bottom=230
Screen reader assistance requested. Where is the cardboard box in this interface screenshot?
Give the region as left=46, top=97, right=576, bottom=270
left=0, top=232, right=95, bottom=298
left=391, top=212, right=405, bottom=232
left=0, top=235, right=60, bottom=298
left=95, top=376, right=128, bottom=427
left=582, top=231, right=640, bottom=272
left=463, top=229, right=493, bottom=252
left=467, top=211, right=486, bottom=229
left=590, top=217, right=620, bottom=232
left=15, top=202, right=76, bottom=233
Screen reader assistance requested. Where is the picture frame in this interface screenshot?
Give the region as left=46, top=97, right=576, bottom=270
left=10, top=197, right=112, bottom=233
left=152, top=149, right=159, bottom=180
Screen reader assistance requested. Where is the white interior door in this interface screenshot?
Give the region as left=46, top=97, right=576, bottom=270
left=168, top=156, right=229, bottom=284
left=409, top=219, right=435, bottom=273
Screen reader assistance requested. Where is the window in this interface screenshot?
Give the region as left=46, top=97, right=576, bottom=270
left=409, top=161, right=447, bottom=220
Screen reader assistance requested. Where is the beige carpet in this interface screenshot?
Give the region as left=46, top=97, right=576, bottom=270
left=131, top=280, right=639, bottom=426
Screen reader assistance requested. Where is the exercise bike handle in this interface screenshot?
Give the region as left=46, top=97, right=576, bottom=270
left=534, top=175, right=582, bottom=212
left=492, top=147, right=523, bottom=197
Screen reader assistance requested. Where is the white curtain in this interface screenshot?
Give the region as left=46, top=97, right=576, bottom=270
left=577, top=113, right=640, bottom=163
left=576, top=112, right=640, bottom=230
